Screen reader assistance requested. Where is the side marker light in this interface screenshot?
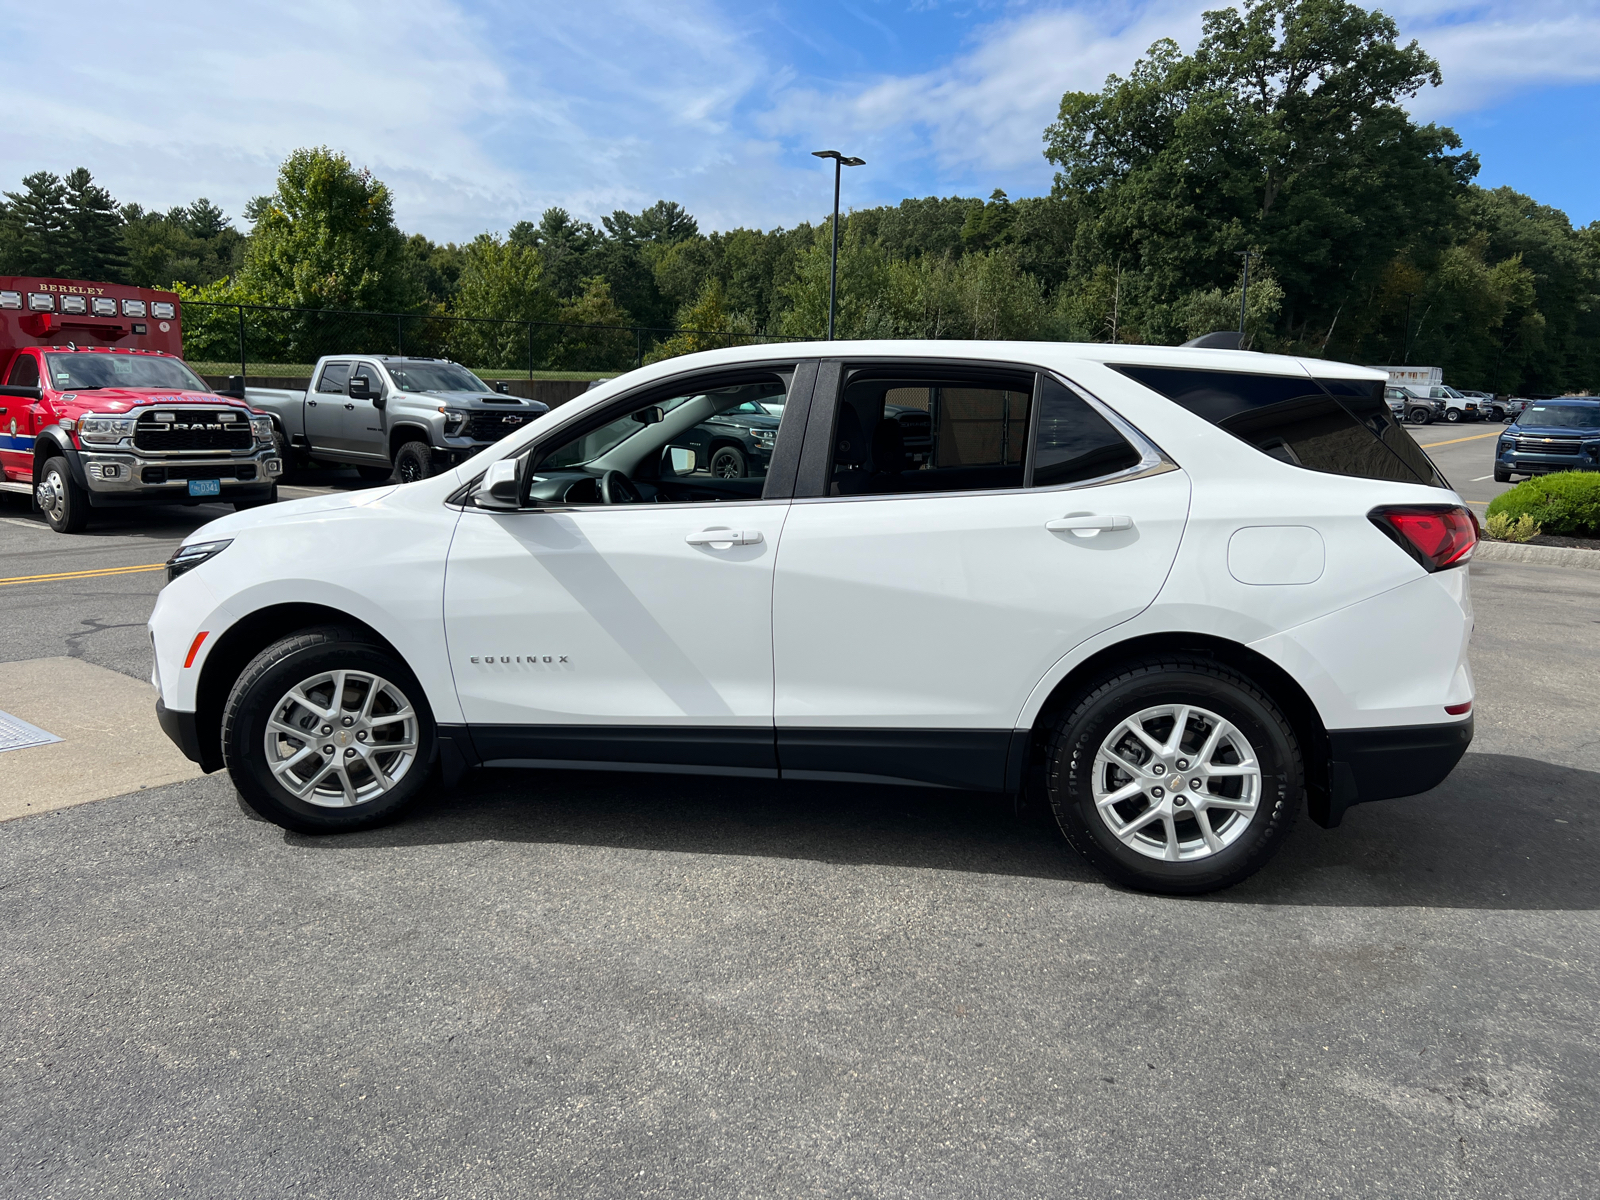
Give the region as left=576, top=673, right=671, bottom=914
left=184, top=631, right=209, bottom=669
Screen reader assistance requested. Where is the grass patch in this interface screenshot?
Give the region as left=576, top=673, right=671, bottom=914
left=1486, top=471, right=1600, bottom=537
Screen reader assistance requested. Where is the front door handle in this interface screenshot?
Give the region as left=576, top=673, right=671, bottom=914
left=1045, top=514, right=1134, bottom=537
left=685, top=528, right=763, bottom=547
left=344, top=403, right=355, bottom=410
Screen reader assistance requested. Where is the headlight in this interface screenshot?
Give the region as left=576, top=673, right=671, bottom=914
left=77, top=415, right=138, bottom=444
left=165, top=539, right=233, bottom=582
left=752, top=429, right=777, bottom=448
left=440, top=408, right=466, bottom=436
left=250, top=416, right=275, bottom=443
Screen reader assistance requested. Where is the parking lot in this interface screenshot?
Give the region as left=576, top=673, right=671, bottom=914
left=4, top=433, right=1599, bottom=1198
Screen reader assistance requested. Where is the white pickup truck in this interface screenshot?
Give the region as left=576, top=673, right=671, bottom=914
left=242, top=355, right=548, bottom=482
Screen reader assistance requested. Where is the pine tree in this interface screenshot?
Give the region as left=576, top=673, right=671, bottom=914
left=62, top=167, right=125, bottom=280
left=1, top=171, right=70, bottom=276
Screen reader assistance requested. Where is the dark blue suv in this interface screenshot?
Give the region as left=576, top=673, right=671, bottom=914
left=1494, top=397, right=1600, bottom=482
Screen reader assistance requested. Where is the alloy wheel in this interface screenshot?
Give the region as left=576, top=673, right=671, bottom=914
left=1090, top=703, right=1261, bottom=862
left=263, top=669, right=419, bottom=807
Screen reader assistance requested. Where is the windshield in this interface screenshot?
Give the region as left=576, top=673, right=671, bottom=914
left=1521, top=404, right=1600, bottom=430
left=44, top=353, right=206, bottom=392
left=385, top=362, right=490, bottom=394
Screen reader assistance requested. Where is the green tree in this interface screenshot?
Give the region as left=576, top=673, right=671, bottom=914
left=239, top=147, right=411, bottom=311
left=553, top=276, right=635, bottom=370
left=448, top=233, right=556, bottom=369
left=61, top=168, right=126, bottom=280
left=1044, top=0, right=1476, bottom=353
left=0, top=171, right=70, bottom=276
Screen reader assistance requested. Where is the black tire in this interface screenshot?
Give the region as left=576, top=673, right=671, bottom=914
left=1444, top=407, right=1461, bottom=423
left=1044, top=657, right=1301, bottom=895
left=1407, top=408, right=1431, bottom=425
left=709, top=444, right=747, bottom=479
left=222, top=626, right=437, bottom=834
left=1493, top=466, right=1511, bottom=483
left=233, top=485, right=279, bottom=511
left=35, top=455, right=90, bottom=533
left=356, top=465, right=394, bottom=482
left=393, top=441, right=435, bottom=484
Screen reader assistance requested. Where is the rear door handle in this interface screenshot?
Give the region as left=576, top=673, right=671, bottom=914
left=344, top=403, right=355, bottom=410
left=1045, top=514, right=1134, bottom=537
left=685, top=528, right=763, bottom=546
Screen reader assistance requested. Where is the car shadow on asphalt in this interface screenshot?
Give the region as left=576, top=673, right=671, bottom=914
left=282, top=751, right=1598, bottom=910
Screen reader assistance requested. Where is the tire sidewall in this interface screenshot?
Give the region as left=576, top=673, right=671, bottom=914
left=225, top=635, right=436, bottom=833
left=394, top=442, right=433, bottom=483
left=1049, top=665, right=1299, bottom=893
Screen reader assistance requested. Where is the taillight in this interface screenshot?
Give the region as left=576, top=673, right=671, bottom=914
left=1369, top=505, right=1477, bottom=571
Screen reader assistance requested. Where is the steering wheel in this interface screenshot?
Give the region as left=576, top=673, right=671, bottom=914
left=598, top=469, right=643, bottom=505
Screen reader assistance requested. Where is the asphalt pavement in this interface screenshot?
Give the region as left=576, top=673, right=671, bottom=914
left=4, top=435, right=1599, bottom=1199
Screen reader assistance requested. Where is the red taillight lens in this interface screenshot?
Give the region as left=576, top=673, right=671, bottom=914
left=1369, top=505, right=1478, bottom=571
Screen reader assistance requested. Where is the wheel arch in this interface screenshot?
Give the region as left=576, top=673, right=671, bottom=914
left=387, top=423, right=434, bottom=459
left=192, top=602, right=402, bottom=773
left=1019, top=631, right=1334, bottom=826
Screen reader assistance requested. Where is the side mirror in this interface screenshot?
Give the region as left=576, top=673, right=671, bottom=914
left=667, top=446, right=696, bottom=475
left=348, top=375, right=375, bottom=401
left=0, top=383, right=42, bottom=401
left=631, top=406, right=664, bottom=426
left=495, top=381, right=511, bottom=394
left=218, top=375, right=247, bottom=399
left=476, top=458, right=521, bottom=509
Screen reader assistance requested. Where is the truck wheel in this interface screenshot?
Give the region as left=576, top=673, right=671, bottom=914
left=356, top=466, right=393, bottom=482
left=1407, top=408, right=1431, bottom=425
left=36, top=456, right=90, bottom=533
left=710, top=445, right=747, bottom=479
left=1493, top=466, right=1511, bottom=483
left=222, top=626, right=436, bottom=834
left=1044, top=657, right=1301, bottom=895
left=233, top=486, right=279, bottom=511
left=393, top=441, right=435, bottom=484
left=1444, top=408, right=1461, bottom=423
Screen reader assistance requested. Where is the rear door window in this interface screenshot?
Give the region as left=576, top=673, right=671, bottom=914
left=1112, top=366, right=1447, bottom=488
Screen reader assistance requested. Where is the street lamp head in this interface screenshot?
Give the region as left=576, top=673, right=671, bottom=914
left=812, top=150, right=866, bottom=167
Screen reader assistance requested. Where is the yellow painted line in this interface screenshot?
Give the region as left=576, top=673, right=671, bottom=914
left=0, top=562, right=165, bottom=587
left=1420, top=430, right=1502, bottom=448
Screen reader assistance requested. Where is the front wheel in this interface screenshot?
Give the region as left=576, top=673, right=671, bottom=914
left=1407, top=408, right=1432, bottom=425
left=1493, top=466, right=1512, bottom=483
left=1444, top=408, right=1461, bottom=423
left=709, top=445, right=747, bottom=479
left=392, top=441, right=435, bottom=484
left=1045, top=658, right=1301, bottom=895
left=36, top=456, right=90, bottom=533
left=222, top=626, right=436, bottom=833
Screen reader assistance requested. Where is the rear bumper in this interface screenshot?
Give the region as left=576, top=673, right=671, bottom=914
left=1317, top=716, right=1473, bottom=827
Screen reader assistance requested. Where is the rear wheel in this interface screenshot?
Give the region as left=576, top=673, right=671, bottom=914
left=1045, top=657, right=1301, bottom=894
left=222, top=626, right=436, bottom=834
left=36, top=456, right=89, bottom=533
left=393, top=441, right=435, bottom=484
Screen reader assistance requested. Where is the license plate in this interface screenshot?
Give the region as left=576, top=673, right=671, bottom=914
left=187, top=478, right=222, bottom=497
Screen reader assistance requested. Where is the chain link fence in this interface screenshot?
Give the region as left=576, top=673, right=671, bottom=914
left=181, top=300, right=802, bottom=382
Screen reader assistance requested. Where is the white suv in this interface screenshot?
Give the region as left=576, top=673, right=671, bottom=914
left=150, top=342, right=1477, bottom=894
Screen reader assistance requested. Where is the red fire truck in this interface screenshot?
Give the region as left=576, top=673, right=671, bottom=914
left=0, top=276, right=282, bottom=533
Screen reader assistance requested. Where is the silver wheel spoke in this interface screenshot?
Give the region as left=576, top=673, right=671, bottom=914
left=1160, top=815, right=1180, bottom=860
left=1203, top=762, right=1257, bottom=777
left=366, top=708, right=415, bottom=727
left=267, top=717, right=314, bottom=741
left=1198, top=794, right=1255, bottom=811
left=1097, top=779, right=1144, bottom=809
left=1125, top=721, right=1165, bottom=759
left=1197, top=810, right=1225, bottom=854
left=1163, top=706, right=1191, bottom=755
left=269, top=743, right=319, bottom=778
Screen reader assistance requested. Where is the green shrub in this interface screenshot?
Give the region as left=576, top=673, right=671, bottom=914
left=1484, top=511, right=1541, bottom=542
left=1486, top=471, right=1600, bottom=536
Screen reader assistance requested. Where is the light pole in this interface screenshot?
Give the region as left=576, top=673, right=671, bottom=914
left=1401, top=291, right=1416, bottom=365
left=1234, top=249, right=1253, bottom=337
left=812, top=150, right=865, bottom=340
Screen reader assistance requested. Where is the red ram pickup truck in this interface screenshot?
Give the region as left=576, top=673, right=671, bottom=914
left=0, top=276, right=282, bottom=533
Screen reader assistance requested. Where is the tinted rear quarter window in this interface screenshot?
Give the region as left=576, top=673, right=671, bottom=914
left=1113, top=366, right=1447, bottom=488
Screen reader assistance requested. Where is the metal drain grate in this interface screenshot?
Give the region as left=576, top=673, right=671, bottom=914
left=0, top=709, right=62, bottom=753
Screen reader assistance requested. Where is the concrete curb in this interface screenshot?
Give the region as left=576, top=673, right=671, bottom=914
left=1474, top=539, right=1600, bottom=570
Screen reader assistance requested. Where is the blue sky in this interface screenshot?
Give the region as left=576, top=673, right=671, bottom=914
left=3, top=0, right=1597, bottom=241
